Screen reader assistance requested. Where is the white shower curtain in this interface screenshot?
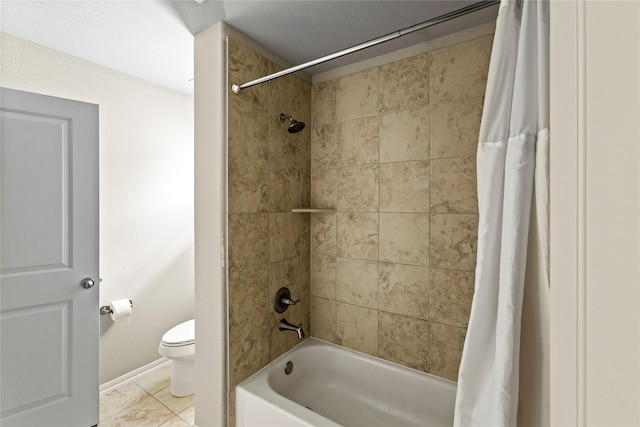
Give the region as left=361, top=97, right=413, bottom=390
left=453, top=1, right=549, bottom=426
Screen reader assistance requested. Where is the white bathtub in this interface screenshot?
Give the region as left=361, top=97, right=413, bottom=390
left=235, top=338, right=456, bottom=427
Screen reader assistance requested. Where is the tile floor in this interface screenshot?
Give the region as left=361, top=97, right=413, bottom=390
left=99, top=364, right=195, bottom=427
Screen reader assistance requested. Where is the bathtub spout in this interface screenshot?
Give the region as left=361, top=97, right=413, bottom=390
left=278, top=319, right=305, bottom=339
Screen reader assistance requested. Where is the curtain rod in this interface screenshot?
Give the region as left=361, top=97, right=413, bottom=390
left=231, top=0, right=500, bottom=94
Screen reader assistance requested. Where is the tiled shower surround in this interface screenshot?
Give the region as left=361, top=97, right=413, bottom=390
left=226, top=34, right=492, bottom=423
left=227, top=37, right=312, bottom=425
left=310, top=34, right=493, bottom=380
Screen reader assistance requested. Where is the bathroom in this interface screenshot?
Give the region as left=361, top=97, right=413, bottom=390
left=2, top=1, right=640, bottom=427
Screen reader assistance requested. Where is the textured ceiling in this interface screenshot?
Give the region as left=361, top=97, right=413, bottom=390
left=0, top=1, right=498, bottom=95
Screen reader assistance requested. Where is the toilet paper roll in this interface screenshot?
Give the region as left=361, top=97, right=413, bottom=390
left=110, top=299, right=132, bottom=322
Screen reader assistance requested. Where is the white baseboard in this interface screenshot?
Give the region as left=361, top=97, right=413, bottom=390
left=100, top=357, right=171, bottom=394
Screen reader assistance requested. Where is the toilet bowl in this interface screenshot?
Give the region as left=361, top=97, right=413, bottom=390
left=158, top=319, right=195, bottom=397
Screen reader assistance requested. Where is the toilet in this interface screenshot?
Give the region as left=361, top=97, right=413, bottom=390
left=158, top=319, right=195, bottom=397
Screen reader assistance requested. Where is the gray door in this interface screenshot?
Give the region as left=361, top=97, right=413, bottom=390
left=0, top=88, right=99, bottom=427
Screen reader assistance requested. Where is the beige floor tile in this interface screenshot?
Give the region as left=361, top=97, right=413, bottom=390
left=100, top=381, right=149, bottom=422
left=134, top=364, right=172, bottom=395
left=99, top=395, right=174, bottom=427
left=159, top=415, right=191, bottom=427
left=153, top=387, right=195, bottom=414
left=178, top=405, right=195, bottom=425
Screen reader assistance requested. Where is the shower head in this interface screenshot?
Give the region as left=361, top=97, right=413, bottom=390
left=279, top=113, right=306, bottom=134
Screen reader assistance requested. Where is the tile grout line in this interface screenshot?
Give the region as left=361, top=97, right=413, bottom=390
left=376, top=65, right=382, bottom=358
left=99, top=385, right=155, bottom=426
left=428, top=50, right=433, bottom=373
left=100, top=366, right=195, bottom=427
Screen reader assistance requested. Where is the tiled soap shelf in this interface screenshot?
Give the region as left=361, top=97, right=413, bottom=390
left=291, top=208, right=336, bottom=213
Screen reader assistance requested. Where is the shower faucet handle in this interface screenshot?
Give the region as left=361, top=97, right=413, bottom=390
left=280, top=296, right=300, bottom=306
left=274, top=287, right=300, bottom=313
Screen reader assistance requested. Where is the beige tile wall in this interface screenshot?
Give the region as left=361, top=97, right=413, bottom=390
left=225, top=33, right=492, bottom=425
left=310, top=35, right=493, bottom=381
left=227, top=38, right=311, bottom=425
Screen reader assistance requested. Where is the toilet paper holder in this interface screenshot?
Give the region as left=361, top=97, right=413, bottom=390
left=100, top=300, right=134, bottom=315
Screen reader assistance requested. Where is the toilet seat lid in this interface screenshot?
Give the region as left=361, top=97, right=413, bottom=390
left=161, top=319, right=195, bottom=347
